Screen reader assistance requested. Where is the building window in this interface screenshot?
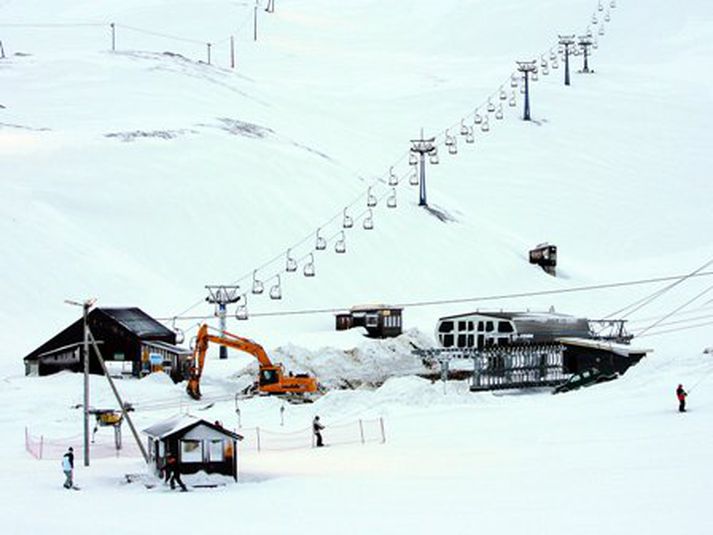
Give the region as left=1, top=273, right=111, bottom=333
left=486, top=321, right=494, bottom=332
left=478, top=321, right=484, bottom=332
left=468, top=321, right=474, bottom=331
left=457, top=334, right=466, bottom=347
left=180, top=440, right=202, bottom=463
left=438, top=321, right=454, bottom=333
left=458, top=321, right=467, bottom=331
left=442, top=334, right=454, bottom=347
left=498, top=322, right=514, bottom=333
left=208, top=440, right=224, bottom=462
left=467, top=335, right=474, bottom=347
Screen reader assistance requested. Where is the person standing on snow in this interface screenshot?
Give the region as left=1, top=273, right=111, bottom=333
left=62, top=447, right=74, bottom=489
left=313, top=415, right=325, bottom=447
left=165, top=453, right=187, bottom=492
left=676, top=384, right=688, bottom=412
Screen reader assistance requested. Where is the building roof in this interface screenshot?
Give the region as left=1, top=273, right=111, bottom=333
left=557, top=337, right=653, bottom=357
left=142, top=415, right=243, bottom=441
left=439, top=310, right=583, bottom=322
left=99, top=308, right=174, bottom=338
left=142, top=340, right=193, bottom=355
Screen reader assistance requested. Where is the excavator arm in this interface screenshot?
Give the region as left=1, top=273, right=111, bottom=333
left=186, top=324, right=317, bottom=400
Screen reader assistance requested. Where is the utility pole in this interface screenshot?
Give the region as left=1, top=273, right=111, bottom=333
left=0, top=40, right=5, bottom=59
left=110, top=23, right=116, bottom=52
left=253, top=1, right=258, bottom=41
left=205, top=285, right=241, bottom=359
left=517, top=61, right=537, bottom=121
left=230, top=35, right=235, bottom=69
left=206, top=43, right=212, bottom=65
left=578, top=35, right=593, bottom=73
left=558, top=34, right=576, bottom=86
left=409, top=129, right=437, bottom=207
left=65, top=298, right=96, bottom=467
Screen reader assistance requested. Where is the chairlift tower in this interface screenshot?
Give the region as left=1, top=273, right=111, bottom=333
left=516, top=61, right=537, bottom=121
left=558, top=34, right=576, bottom=86
left=205, top=285, right=241, bottom=359
left=578, top=35, right=594, bottom=73
left=409, top=129, right=437, bottom=207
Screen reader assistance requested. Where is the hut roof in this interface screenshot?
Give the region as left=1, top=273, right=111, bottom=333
left=143, top=415, right=243, bottom=441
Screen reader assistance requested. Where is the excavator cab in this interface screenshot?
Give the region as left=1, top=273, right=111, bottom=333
left=259, top=368, right=280, bottom=386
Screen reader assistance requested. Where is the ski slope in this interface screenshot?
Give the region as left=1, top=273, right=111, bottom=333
left=1, top=0, right=713, bottom=533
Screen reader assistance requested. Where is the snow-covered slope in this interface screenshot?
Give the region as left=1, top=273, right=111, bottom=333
left=2, top=1, right=713, bottom=533
left=2, top=0, right=712, bottom=372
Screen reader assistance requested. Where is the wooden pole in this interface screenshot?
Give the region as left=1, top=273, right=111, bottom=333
left=0, top=40, right=5, bottom=59
left=230, top=35, right=235, bottom=69
left=256, top=427, right=261, bottom=452
left=206, top=42, right=212, bottom=65
left=87, top=330, right=149, bottom=463
left=110, top=23, right=116, bottom=51
left=358, top=419, right=365, bottom=444
left=379, top=417, right=386, bottom=444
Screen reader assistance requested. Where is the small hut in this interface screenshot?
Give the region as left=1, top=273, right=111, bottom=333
left=143, top=415, right=243, bottom=482
left=529, top=243, right=557, bottom=276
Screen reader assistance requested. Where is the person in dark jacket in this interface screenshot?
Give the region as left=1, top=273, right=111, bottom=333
left=313, top=415, right=325, bottom=447
left=165, top=453, right=187, bottom=491
left=62, top=447, right=74, bottom=489
left=676, top=384, right=688, bottom=412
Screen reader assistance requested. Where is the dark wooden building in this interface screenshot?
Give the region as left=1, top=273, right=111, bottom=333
left=23, top=307, right=191, bottom=382
left=143, top=416, right=243, bottom=482
left=529, top=243, right=557, bottom=276
left=335, top=305, right=403, bottom=338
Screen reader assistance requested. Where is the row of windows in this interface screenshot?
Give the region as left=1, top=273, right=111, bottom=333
left=440, top=334, right=512, bottom=349
left=383, top=315, right=401, bottom=328
left=438, top=319, right=514, bottom=334
left=180, top=439, right=225, bottom=463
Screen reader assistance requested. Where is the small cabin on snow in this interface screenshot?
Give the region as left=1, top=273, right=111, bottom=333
left=143, top=415, right=243, bottom=482
left=23, top=307, right=191, bottom=381
left=335, top=305, right=403, bottom=338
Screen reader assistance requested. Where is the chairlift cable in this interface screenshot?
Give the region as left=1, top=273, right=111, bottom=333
left=635, top=282, right=713, bottom=337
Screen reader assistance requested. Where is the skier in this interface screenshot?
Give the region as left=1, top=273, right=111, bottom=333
left=165, top=453, right=187, bottom=492
left=61, top=447, right=74, bottom=489
left=676, top=384, right=688, bottom=413
left=312, top=415, right=325, bottom=447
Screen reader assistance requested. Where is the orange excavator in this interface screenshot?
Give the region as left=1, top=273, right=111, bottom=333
left=186, top=324, right=319, bottom=400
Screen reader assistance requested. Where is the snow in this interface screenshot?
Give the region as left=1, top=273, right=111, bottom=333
left=2, top=0, right=713, bottom=533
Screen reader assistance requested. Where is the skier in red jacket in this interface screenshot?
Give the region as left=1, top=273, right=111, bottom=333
left=676, top=384, right=687, bottom=413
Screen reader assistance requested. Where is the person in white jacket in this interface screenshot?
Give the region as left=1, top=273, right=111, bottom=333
left=62, top=447, right=74, bottom=489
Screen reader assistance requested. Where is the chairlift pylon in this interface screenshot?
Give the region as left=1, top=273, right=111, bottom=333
left=342, top=208, right=353, bottom=229
left=269, top=275, right=282, bottom=300
left=235, top=295, right=249, bottom=320
left=252, top=270, right=264, bottom=295
left=367, top=187, right=377, bottom=208
left=387, top=188, right=397, bottom=208
left=335, top=231, right=346, bottom=253
left=363, top=209, right=374, bottom=230
left=315, top=228, right=327, bottom=251
left=303, top=253, right=315, bottom=277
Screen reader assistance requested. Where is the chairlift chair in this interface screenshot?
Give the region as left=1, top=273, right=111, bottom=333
left=598, top=25, right=605, bottom=36
left=335, top=232, right=346, bottom=253
left=252, top=270, right=264, bottom=295
left=465, top=127, right=475, bottom=144
left=610, top=0, right=616, bottom=8
left=509, top=91, right=517, bottom=107
left=552, top=57, right=559, bottom=69
left=459, top=120, right=469, bottom=136
left=269, top=275, right=282, bottom=300
left=342, top=208, right=353, bottom=229
left=542, top=65, right=549, bottom=76
left=388, top=167, right=398, bottom=186
left=604, top=11, right=610, bottom=22
left=592, top=38, right=599, bottom=49
left=487, top=99, right=496, bottom=113
left=303, top=254, right=315, bottom=277
left=444, top=129, right=455, bottom=146
left=598, top=0, right=604, bottom=11
left=285, top=249, right=298, bottom=272
left=448, top=138, right=457, bottom=155
left=409, top=168, right=419, bottom=186
left=235, top=295, right=249, bottom=320
left=408, top=151, right=418, bottom=166
left=315, top=228, right=327, bottom=251
left=474, top=112, right=483, bottom=125
left=495, top=104, right=504, bottom=120
left=429, top=148, right=440, bottom=165
left=363, top=209, right=374, bottom=230
left=387, top=189, right=397, bottom=208
left=531, top=70, right=539, bottom=82
left=171, top=319, right=185, bottom=344
left=549, top=51, right=557, bottom=61
left=367, top=187, right=377, bottom=208
left=510, top=75, right=518, bottom=88
left=499, top=87, right=507, bottom=100
left=591, top=14, right=598, bottom=24
left=481, top=117, right=490, bottom=132
left=520, top=83, right=526, bottom=94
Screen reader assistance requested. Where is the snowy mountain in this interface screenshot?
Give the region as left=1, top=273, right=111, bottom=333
left=2, top=1, right=713, bottom=533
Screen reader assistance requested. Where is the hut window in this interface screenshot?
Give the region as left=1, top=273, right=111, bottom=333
left=478, top=335, right=484, bottom=348
left=468, top=321, right=474, bottom=331
left=208, top=440, right=224, bottom=462
left=180, top=440, right=202, bottom=463
left=438, top=321, right=454, bottom=333
left=498, top=322, right=514, bottom=333
left=366, top=314, right=378, bottom=327
left=486, top=321, right=494, bottom=332
left=478, top=321, right=484, bottom=332
left=458, top=321, right=467, bottom=331
left=442, top=334, right=454, bottom=347
left=457, top=334, right=466, bottom=347
left=467, top=335, right=474, bottom=347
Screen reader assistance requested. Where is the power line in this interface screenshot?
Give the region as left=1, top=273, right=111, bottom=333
left=157, top=270, right=713, bottom=323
